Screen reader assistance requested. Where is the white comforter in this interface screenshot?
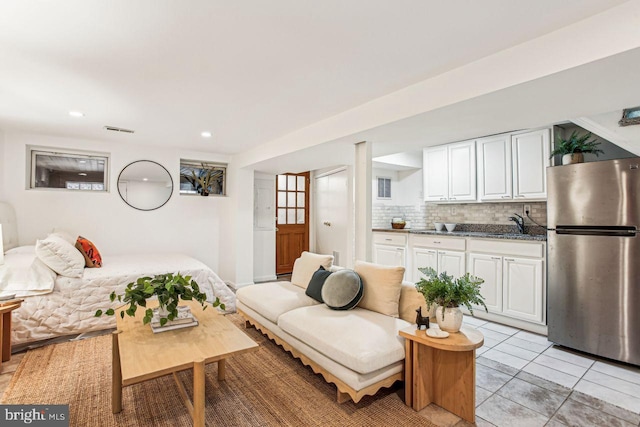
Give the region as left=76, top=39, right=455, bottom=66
left=8, top=252, right=236, bottom=345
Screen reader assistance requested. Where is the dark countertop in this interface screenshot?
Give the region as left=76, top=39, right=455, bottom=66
left=373, top=228, right=546, bottom=241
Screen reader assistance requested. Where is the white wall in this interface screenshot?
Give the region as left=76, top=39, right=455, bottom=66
left=372, top=167, right=423, bottom=206
left=1, top=131, right=231, bottom=273
left=0, top=130, right=5, bottom=200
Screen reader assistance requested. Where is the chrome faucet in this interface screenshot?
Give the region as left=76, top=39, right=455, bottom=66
left=509, top=213, right=525, bottom=234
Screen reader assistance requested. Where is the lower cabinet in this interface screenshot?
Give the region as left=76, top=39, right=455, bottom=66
left=372, top=232, right=408, bottom=280
left=373, top=243, right=406, bottom=269
left=409, top=235, right=466, bottom=282
left=468, top=247, right=544, bottom=324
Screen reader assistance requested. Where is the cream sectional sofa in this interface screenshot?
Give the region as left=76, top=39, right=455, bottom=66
left=236, top=252, right=427, bottom=403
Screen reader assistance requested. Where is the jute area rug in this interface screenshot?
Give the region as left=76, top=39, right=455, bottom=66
left=2, top=314, right=437, bottom=426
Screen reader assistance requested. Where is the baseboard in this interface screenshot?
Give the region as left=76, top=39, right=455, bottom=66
left=254, top=275, right=277, bottom=283
left=228, top=281, right=254, bottom=290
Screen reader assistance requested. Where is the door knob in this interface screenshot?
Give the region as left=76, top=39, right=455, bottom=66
left=323, top=221, right=332, bottom=227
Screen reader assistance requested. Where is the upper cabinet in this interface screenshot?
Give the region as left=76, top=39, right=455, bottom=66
left=477, top=134, right=512, bottom=201
left=477, top=128, right=550, bottom=201
left=512, top=129, right=550, bottom=200
left=424, top=140, right=476, bottom=202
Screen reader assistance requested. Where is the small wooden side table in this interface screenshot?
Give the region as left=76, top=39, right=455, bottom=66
left=0, top=299, right=23, bottom=369
left=399, top=325, right=483, bottom=423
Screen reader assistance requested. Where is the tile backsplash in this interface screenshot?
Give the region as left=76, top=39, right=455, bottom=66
left=372, top=201, right=547, bottom=229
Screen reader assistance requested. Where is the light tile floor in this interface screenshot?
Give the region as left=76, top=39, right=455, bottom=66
left=2, top=316, right=640, bottom=427
left=420, top=315, right=640, bottom=427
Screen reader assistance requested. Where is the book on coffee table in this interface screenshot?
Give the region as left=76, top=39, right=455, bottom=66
left=150, top=306, right=198, bottom=332
left=151, top=318, right=199, bottom=333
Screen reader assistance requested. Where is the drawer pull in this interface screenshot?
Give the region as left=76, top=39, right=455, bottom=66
left=491, top=256, right=501, bottom=260
left=505, top=258, right=515, bottom=261
left=385, top=238, right=392, bottom=241
left=433, top=241, right=441, bottom=244
left=440, top=197, right=447, bottom=200
left=427, top=250, right=437, bottom=254
left=501, top=196, right=511, bottom=199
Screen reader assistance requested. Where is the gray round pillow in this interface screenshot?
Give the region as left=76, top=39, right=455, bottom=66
left=321, top=269, right=363, bottom=310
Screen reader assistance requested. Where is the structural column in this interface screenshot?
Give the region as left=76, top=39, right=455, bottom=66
left=354, top=141, right=372, bottom=262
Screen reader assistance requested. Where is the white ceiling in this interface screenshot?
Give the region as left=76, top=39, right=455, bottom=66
left=0, top=0, right=629, bottom=155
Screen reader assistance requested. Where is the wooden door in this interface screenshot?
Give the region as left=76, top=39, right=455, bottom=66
left=275, top=172, right=309, bottom=275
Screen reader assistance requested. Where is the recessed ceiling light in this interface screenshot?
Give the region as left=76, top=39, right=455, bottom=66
left=78, top=172, right=87, bottom=176
left=201, top=131, right=212, bottom=138
left=143, top=178, right=149, bottom=182
left=69, top=111, right=84, bottom=118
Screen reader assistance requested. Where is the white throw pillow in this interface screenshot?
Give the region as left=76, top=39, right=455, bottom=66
left=354, top=260, right=404, bottom=318
left=35, top=235, right=85, bottom=278
left=49, top=230, right=78, bottom=245
left=290, top=251, right=334, bottom=289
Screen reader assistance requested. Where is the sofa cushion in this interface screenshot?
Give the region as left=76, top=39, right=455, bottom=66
left=321, top=269, right=363, bottom=310
left=278, top=304, right=409, bottom=375
left=354, top=261, right=404, bottom=318
left=399, top=281, right=431, bottom=324
left=290, top=252, right=334, bottom=289
left=305, top=266, right=332, bottom=303
left=236, top=281, right=319, bottom=324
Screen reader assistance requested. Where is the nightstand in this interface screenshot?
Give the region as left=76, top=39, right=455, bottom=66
left=0, top=299, right=23, bottom=368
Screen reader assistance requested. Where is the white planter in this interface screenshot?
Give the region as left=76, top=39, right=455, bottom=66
left=436, top=306, right=463, bottom=333
left=157, top=306, right=169, bottom=317
left=562, top=153, right=584, bottom=165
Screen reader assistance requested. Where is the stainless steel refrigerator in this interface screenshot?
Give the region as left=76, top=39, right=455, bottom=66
left=547, top=158, right=640, bottom=366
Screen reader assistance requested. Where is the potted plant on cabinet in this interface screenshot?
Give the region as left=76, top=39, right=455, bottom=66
left=550, top=131, right=604, bottom=165
left=415, top=267, right=487, bottom=333
left=95, top=273, right=225, bottom=326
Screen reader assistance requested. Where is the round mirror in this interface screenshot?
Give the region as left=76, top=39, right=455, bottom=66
left=117, top=160, right=173, bottom=211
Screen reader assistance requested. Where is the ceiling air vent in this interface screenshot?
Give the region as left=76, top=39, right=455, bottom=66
left=104, top=125, right=135, bottom=134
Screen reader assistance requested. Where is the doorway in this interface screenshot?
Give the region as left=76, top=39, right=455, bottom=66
left=275, top=172, right=310, bottom=275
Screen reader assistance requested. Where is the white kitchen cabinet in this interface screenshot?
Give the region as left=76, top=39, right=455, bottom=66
left=512, top=128, right=550, bottom=200
left=412, top=247, right=438, bottom=281
left=448, top=141, right=477, bottom=201
left=373, top=244, right=406, bottom=269
left=477, top=134, right=512, bottom=201
left=372, top=232, right=408, bottom=279
left=468, top=253, right=503, bottom=313
left=424, top=140, right=476, bottom=202
left=466, top=239, right=545, bottom=326
left=438, top=250, right=466, bottom=279
left=423, top=145, right=448, bottom=202
left=409, top=235, right=466, bottom=282
left=503, top=257, right=544, bottom=323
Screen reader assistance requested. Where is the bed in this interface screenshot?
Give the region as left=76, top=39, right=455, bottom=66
left=0, top=202, right=236, bottom=345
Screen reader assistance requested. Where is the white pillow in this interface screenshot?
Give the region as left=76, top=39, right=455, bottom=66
left=354, top=260, right=404, bottom=318
left=49, top=230, right=78, bottom=245
left=35, top=235, right=85, bottom=278
left=290, top=251, right=334, bottom=289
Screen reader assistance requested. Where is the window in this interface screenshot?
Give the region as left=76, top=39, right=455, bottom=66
left=179, top=160, right=227, bottom=196
left=29, top=148, right=109, bottom=191
left=277, top=174, right=306, bottom=224
left=377, top=177, right=391, bottom=199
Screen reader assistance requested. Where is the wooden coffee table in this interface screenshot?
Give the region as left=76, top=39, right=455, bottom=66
left=112, top=300, right=258, bottom=426
left=0, top=299, right=23, bottom=369
left=400, top=325, right=483, bottom=423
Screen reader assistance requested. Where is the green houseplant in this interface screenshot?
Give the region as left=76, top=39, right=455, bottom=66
left=95, top=273, right=224, bottom=326
left=550, top=131, right=604, bottom=165
left=415, top=267, right=487, bottom=332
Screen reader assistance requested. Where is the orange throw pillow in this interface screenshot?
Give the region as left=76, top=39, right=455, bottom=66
left=75, top=236, right=102, bottom=268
